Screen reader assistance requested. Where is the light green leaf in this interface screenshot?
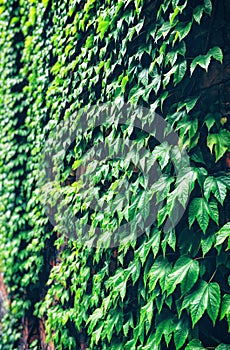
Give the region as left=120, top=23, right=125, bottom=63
left=118, top=279, right=127, bottom=301
left=121, top=75, right=129, bottom=93
left=85, top=34, right=94, bottom=48
left=215, top=222, right=230, bottom=248
left=218, top=175, right=230, bottom=189
left=87, top=308, right=103, bottom=332
left=140, top=298, right=154, bottom=326
left=207, top=129, right=230, bottom=162
left=220, top=294, right=230, bottom=320
left=161, top=230, right=176, bottom=257
left=94, top=323, right=103, bottom=344
left=208, top=46, right=223, bottom=63
left=128, top=86, right=145, bottom=105
left=42, top=0, right=49, bottom=7
left=150, top=227, right=161, bottom=258
left=127, top=259, right=141, bottom=285
left=170, top=6, right=180, bottom=25
left=97, top=16, right=110, bottom=39
left=124, top=338, right=136, bottom=350
left=191, top=46, right=223, bottom=75
left=185, top=339, right=206, bottom=350
left=151, top=141, right=171, bottom=170
left=190, top=54, right=211, bottom=75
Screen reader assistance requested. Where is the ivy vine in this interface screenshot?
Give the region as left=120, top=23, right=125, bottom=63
left=0, top=0, right=229, bottom=349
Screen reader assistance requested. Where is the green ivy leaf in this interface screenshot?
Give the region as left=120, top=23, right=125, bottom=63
left=97, top=16, right=110, bottom=39
left=148, top=256, right=171, bottom=291
left=170, top=167, right=197, bottom=209
left=174, top=60, right=187, bottom=85
left=151, top=174, right=174, bottom=204
left=85, top=34, right=94, bottom=49
left=138, top=69, right=149, bottom=86
left=161, top=230, right=176, bottom=256
left=208, top=199, right=219, bottom=225
left=190, top=54, right=211, bottom=75
left=173, top=316, right=189, bottom=350
left=201, top=233, right=215, bottom=256
left=220, top=294, right=230, bottom=320
left=41, top=0, right=49, bottom=8
left=215, top=222, right=230, bottom=249
left=123, top=314, right=134, bottom=337
left=207, top=129, right=230, bottom=162
left=191, top=47, right=223, bottom=75
left=204, top=113, right=216, bottom=131
left=121, top=75, right=129, bottom=93
left=140, top=298, right=154, bottom=327
left=204, top=176, right=227, bottom=205
left=193, top=5, right=204, bottom=24
left=204, top=0, right=212, bottom=15
left=208, top=46, right=223, bottom=63
left=182, top=280, right=221, bottom=327
left=176, top=21, right=192, bottom=41
left=215, top=344, right=230, bottom=350
left=165, top=256, right=199, bottom=296
left=142, top=334, right=159, bottom=350
left=185, top=339, right=206, bottom=350
left=177, top=96, right=199, bottom=113
left=189, top=197, right=210, bottom=233
left=128, top=86, right=145, bottom=105
left=93, top=323, right=104, bottom=345
left=155, top=310, right=175, bottom=346
left=206, top=282, right=221, bottom=325
left=87, top=307, right=104, bottom=333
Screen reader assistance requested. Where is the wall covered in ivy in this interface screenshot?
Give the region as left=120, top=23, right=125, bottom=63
left=0, top=0, right=229, bottom=349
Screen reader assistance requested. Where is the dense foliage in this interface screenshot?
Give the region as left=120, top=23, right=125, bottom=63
left=0, top=0, right=229, bottom=349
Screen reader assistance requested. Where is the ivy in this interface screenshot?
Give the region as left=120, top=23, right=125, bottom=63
left=190, top=46, right=223, bottom=75
left=0, top=0, right=229, bottom=349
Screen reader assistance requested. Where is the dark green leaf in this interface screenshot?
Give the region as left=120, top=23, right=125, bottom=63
left=165, top=256, right=199, bottom=296
left=189, top=198, right=210, bottom=233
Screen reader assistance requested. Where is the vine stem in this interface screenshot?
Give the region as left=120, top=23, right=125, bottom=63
left=194, top=255, right=215, bottom=260
left=208, top=269, right=217, bottom=283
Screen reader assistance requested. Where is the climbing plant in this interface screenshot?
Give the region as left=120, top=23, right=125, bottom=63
left=0, top=0, right=229, bottom=349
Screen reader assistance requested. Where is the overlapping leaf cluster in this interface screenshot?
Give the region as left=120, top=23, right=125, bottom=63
left=0, top=0, right=229, bottom=349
